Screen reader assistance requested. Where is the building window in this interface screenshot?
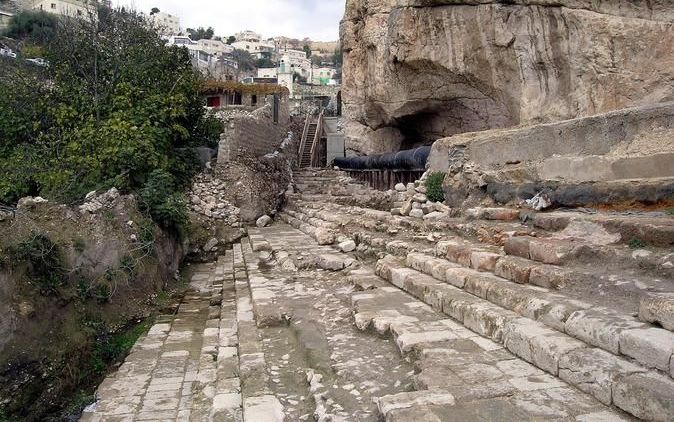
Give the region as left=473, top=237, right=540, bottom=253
left=251, top=95, right=257, bottom=106
left=51, top=3, right=56, bottom=9
left=77, top=10, right=82, bottom=15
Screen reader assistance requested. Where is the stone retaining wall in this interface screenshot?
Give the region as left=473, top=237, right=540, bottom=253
left=217, top=98, right=290, bottom=164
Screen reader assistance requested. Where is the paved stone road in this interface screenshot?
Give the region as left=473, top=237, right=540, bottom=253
left=83, top=222, right=635, bottom=421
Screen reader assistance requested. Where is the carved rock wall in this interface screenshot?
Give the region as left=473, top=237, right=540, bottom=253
left=341, top=0, right=674, bottom=155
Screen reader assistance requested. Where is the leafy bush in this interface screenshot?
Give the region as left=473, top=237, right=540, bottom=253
left=0, top=8, right=213, bottom=206
left=139, top=170, right=188, bottom=232
left=425, top=172, right=445, bottom=203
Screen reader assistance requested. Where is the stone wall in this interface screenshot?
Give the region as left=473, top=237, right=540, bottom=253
left=341, top=0, right=674, bottom=155
left=217, top=97, right=290, bottom=164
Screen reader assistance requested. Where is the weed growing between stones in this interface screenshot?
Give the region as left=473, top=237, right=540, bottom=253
left=425, top=172, right=446, bottom=203
left=666, top=208, right=674, bottom=217
left=628, top=238, right=647, bottom=249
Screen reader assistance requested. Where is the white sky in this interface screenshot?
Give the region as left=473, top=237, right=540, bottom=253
left=114, top=0, right=344, bottom=41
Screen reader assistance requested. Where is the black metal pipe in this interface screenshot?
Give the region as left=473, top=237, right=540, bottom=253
left=334, top=146, right=431, bottom=171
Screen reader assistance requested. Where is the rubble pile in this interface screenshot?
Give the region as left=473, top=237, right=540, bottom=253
left=390, top=172, right=450, bottom=220
left=78, top=188, right=121, bottom=214
left=188, top=174, right=242, bottom=228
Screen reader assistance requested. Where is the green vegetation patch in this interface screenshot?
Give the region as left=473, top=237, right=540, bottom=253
left=425, top=172, right=446, bottom=203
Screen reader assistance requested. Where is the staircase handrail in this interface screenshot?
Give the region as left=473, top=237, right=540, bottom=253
left=298, top=112, right=311, bottom=161
left=310, top=110, right=324, bottom=168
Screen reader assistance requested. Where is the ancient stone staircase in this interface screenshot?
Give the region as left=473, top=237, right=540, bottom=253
left=276, top=171, right=674, bottom=421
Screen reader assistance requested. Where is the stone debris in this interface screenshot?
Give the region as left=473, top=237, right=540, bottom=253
left=188, top=174, right=241, bottom=226
left=77, top=188, right=120, bottom=213
left=256, top=214, right=273, bottom=228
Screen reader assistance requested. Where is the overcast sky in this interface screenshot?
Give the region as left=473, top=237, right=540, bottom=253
left=113, top=0, right=344, bottom=41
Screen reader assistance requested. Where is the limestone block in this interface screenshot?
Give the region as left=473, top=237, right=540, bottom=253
left=494, top=256, right=537, bottom=284
left=314, top=228, right=335, bottom=245
left=243, top=395, right=284, bottom=422
left=412, top=193, right=428, bottom=203
left=376, top=390, right=455, bottom=417
left=470, top=251, right=502, bottom=272
left=464, top=272, right=503, bottom=299
left=389, top=267, right=418, bottom=289
left=406, top=252, right=430, bottom=273
left=423, top=211, right=445, bottom=220
left=338, top=239, right=357, bottom=252
left=444, top=267, right=477, bottom=289
left=618, top=327, right=674, bottom=372
left=529, top=264, right=570, bottom=289
left=529, top=239, right=576, bottom=265
left=482, top=208, right=520, bottom=221
left=444, top=241, right=473, bottom=267
left=504, top=318, right=587, bottom=375
left=565, top=310, right=646, bottom=354
left=612, top=372, right=674, bottom=421
left=318, top=254, right=346, bottom=271
left=440, top=288, right=481, bottom=322
left=639, top=293, right=674, bottom=331
left=403, top=273, right=442, bottom=300
left=429, top=260, right=459, bottom=282
left=255, top=215, right=272, bottom=228
left=462, top=302, right=517, bottom=342
left=409, top=209, right=424, bottom=218
left=395, top=183, right=406, bottom=192
left=558, top=348, right=646, bottom=405
left=504, top=237, right=532, bottom=259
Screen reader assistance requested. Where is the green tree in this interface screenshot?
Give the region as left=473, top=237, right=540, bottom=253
left=4, top=10, right=58, bottom=42
left=150, top=7, right=160, bottom=15
left=0, top=8, right=216, bottom=229
left=226, top=35, right=236, bottom=45
left=303, top=44, right=311, bottom=58
left=186, top=26, right=214, bottom=41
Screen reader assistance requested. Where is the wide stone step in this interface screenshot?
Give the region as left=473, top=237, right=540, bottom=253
left=372, top=256, right=674, bottom=421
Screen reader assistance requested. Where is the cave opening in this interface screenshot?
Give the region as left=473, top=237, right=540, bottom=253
left=391, top=98, right=514, bottom=152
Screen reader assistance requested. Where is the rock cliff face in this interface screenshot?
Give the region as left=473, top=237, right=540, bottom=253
left=341, top=0, right=674, bottom=155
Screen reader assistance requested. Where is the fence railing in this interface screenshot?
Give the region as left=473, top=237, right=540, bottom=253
left=309, top=110, right=324, bottom=168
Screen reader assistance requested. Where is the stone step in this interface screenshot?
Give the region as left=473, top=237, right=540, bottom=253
left=248, top=221, right=636, bottom=421
left=349, top=268, right=640, bottom=421
left=286, top=200, right=672, bottom=316
left=282, top=203, right=674, bottom=375
left=370, top=256, right=674, bottom=421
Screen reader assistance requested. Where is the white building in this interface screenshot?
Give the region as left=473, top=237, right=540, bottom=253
left=31, top=0, right=97, bottom=18
left=234, top=30, right=261, bottom=42
left=278, top=51, right=311, bottom=80
left=312, top=67, right=337, bottom=85
left=257, top=68, right=277, bottom=79
left=149, top=11, right=180, bottom=35
left=195, top=39, right=234, bottom=56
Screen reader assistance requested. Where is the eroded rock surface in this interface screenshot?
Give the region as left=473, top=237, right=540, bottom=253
left=341, top=0, right=674, bottom=154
